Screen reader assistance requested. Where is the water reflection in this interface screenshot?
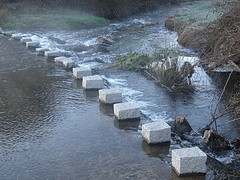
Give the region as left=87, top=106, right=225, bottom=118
left=99, top=103, right=114, bottom=116
left=114, top=119, right=140, bottom=131
left=83, top=89, right=99, bottom=101
left=72, top=79, right=82, bottom=89
left=171, top=170, right=205, bottom=180
left=142, top=140, right=170, bottom=159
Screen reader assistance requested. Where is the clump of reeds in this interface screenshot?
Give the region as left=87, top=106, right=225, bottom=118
left=114, top=49, right=196, bottom=92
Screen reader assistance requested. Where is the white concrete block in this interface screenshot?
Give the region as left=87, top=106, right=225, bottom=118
left=114, top=102, right=140, bottom=120
left=73, top=66, right=92, bottom=79
left=36, top=48, right=49, bottom=56
left=172, top=147, right=207, bottom=176
left=82, top=75, right=103, bottom=89
left=11, top=34, right=22, bottom=40
left=2, top=31, right=12, bottom=36
left=20, top=37, right=32, bottom=43
left=54, top=56, right=75, bottom=69
left=45, top=51, right=71, bottom=58
left=26, top=41, right=40, bottom=48
left=99, top=88, right=122, bottom=104
left=142, top=121, right=171, bottom=144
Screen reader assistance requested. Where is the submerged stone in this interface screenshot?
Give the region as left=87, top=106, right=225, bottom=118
left=71, top=44, right=89, bottom=52
left=96, top=44, right=109, bottom=53
left=172, top=147, right=207, bottom=176
left=36, top=48, right=49, bottom=56
left=142, top=121, right=171, bottom=144
left=96, top=36, right=115, bottom=45
left=114, top=102, right=140, bottom=120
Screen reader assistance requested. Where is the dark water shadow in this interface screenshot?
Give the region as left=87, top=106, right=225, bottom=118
left=114, top=119, right=140, bottom=131
left=99, top=103, right=114, bottom=116
left=83, top=89, right=99, bottom=101
left=142, top=140, right=170, bottom=160
left=171, top=170, right=205, bottom=180
left=73, top=79, right=82, bottom=89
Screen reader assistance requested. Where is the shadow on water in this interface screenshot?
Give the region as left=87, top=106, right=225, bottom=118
left=114, top=119, right=140, bottom=131
left=171, top=170, right=205, bottom=180
left=99, top=103, right=114, bottom=116
left=142, top=140, right=170, bottom=159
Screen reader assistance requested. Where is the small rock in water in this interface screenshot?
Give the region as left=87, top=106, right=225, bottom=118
left=96, top=36, right=115, bottom=45
left=48, top=36, right=66, bottom=44
left=96, top=44, right=109, bottom=53
left=71, top=44, right=89, bottom=52
left=200, top=130, right=231, bottom=151
left=173, top=116, right=192, bottom=134
left=0, top=27, right=3, bottom=33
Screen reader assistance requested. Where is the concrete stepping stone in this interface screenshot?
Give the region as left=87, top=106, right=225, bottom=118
left=73, top=66, right=92, bottom=79
left=45, top=50, right=71, bottom=59
left=20, top=37, right=32, bottom=43
left=142, top=121, right=171, bottom=144
left=82, top=75, right=103, bottom=90
left=11, top=34, right=22, bottom=40
left=2, top=31, right=12, bottom=36
left=26, top=41, right=40, bottom=48
left=54, top=56, right=75, bottom=69
left=99, top=88, right=122, bottom=104
left=36, top=48, right=49, bottom=56
left=172, top=147, right=207, bottom=176
left=114, top=102, right=140, bottom=120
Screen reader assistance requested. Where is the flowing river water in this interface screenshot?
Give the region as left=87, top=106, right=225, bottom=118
left=0, top=2, right=239, bottom=180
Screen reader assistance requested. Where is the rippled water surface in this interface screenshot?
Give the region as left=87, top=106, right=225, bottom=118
left=0, top=2, right=239, bottom=179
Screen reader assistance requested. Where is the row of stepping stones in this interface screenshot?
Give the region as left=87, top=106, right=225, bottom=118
left=73, top=66, right=207, bottom=177
left=0, top=29, right=207, bottom=177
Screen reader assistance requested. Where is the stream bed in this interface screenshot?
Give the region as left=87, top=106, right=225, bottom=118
left=0, top=2, right=239, bottom=180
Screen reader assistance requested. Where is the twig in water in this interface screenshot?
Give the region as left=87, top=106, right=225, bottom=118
left=211, top=70, right=233, bottom=131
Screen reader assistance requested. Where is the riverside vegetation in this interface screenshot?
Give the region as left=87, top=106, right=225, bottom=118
left=165, top=0, right=240, bottom=152
left=114, top=49, right=195, bottom=92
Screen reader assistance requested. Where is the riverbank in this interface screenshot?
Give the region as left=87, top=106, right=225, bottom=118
left=165, top=0, right=240, bottom=70
left=0, top=4, right=110, bottom=30
left=0, top=0, right=195, bottom=30
left=165, top=0, right=240, bottom=156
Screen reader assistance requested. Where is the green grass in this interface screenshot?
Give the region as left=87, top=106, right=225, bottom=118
left=174, top=0, right=219, bottom=28
left=1, top=8, right=110, bottom=30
